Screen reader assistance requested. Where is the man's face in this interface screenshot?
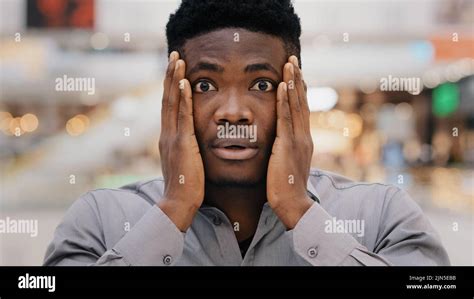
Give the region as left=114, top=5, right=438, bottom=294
left=182, top=28, right=287, bottom=187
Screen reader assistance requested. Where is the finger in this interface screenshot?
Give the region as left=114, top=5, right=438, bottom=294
left=289, top=55, right=311, bottom=136
left=289, top=55, right=298, bottom=68
left=177, top=79, right=195, bottom=136
left=168, top=59, right=186, bottom=133
left=289, top=56, right=310, bottom=135
left=283, top=62, right=304, bottom=136
left=276, top=82, right=293, bottom=139
left=162, top=51, right=179, bottom=131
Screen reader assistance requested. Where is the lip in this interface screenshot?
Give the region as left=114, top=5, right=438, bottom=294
left=211, top=139, right=259, bottom=161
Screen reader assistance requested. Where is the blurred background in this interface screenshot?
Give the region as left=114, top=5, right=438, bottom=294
left=0, top=0, right=473, bottom=265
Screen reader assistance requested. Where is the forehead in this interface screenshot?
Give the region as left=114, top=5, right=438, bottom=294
left=182, top=28, right=287, bottom=69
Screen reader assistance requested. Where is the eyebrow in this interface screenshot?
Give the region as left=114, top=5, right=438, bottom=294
left=188, top=62, right=224, bottom=76
left=244, top=63, right=279, bottom=77
left=187, top=61, right=280, bottom=78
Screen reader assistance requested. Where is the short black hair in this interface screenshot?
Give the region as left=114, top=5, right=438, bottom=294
left=166, top=0, right=302, bottom=66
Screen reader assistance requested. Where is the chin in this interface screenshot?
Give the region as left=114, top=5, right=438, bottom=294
left=206, top=165, right=265, bottom=188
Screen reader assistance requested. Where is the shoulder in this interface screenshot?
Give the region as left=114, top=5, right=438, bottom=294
left=81, top=177, right=166, bottom=210
left=56, top=178, right=166, bottom=248
left=307, top=169, right=425, bottom=250
left=63, top=178, right=166, bottom=230
left=307, top=169, right=412, bottom=232
left=308, top=168, right=403, bottom=207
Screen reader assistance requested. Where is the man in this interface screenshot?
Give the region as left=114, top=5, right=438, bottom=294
left=44, top=0, right=449, bottom=266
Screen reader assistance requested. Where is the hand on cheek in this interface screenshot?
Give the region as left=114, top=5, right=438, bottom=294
left=158, top=51, right=205, bottom=232
left=266, top=56, right=314, bottom=230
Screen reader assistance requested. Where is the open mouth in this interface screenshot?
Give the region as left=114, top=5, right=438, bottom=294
left=224, top=145, right=246, bottom=150
left=211, top=139, right=259, bottom=161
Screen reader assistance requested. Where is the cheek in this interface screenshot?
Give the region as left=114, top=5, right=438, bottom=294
left=257, top=105, right=277, bottom=144
left=192, top=98, right=213, bottom=137
left=262, top=118, right=277, bottom=143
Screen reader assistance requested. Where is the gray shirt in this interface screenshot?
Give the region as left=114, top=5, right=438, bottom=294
left=43, top=169, right=450, bottom=266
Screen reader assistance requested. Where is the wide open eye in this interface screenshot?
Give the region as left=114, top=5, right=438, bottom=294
left=250, top=80, right=275, bottom=92
left=193, top=80, right=217, bottom=93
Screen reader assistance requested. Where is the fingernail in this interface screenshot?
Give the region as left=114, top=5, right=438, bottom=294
left=282, top=82, right=287, bottom=92
left=290, top=55, right=299, bottom=68
left=179, top=79, right=185, bottom=90
left=170, top=51, right=179, bottom=62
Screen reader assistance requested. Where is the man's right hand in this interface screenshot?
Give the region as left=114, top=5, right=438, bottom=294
left=158, top=51, right=205, bottom=232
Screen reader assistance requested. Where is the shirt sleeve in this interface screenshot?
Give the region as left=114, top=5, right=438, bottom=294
left=43, top=193, right=185, bottom=266
left=288, top=187, right=450, bottom=266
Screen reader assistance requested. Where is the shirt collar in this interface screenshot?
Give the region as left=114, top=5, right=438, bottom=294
left=197, top=177, right=321, bottom=236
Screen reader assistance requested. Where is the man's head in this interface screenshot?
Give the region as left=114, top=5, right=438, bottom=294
left=166, top=0, right=302, bottom=188
left=166, top=0, right=302, bottom=65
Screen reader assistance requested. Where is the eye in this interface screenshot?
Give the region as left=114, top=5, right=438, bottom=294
left=250, top=80, right=275, bottom=92
left=193, top=80, right=217, bottom=93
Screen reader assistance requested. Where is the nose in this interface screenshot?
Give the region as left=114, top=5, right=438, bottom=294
left=213, top=89, right=254, bottom=125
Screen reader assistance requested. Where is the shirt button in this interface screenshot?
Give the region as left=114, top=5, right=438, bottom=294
left=307, top=247, right=318, bottom=258
left=212, top=215, right=222, bottom=226
left=163, top=255, right=173, bottom=265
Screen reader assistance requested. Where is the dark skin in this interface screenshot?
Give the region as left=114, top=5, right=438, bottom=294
left=158, top=28, right=314, bottom=242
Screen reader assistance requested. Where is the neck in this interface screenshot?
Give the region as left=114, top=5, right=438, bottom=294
left=204, top=180, right=267, bottom=242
